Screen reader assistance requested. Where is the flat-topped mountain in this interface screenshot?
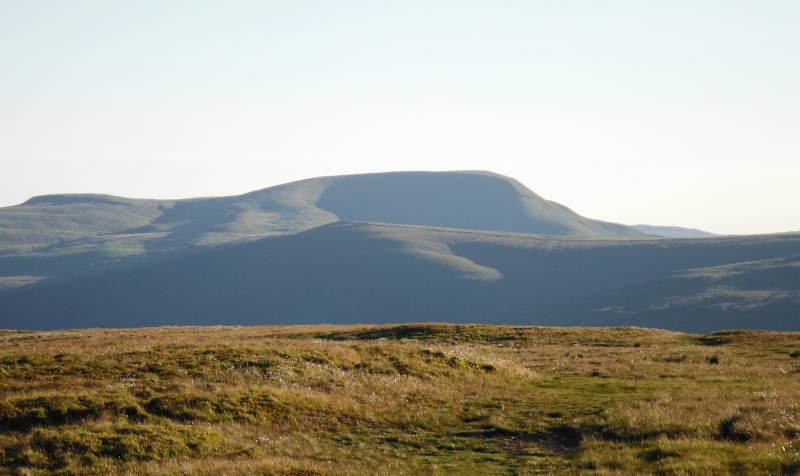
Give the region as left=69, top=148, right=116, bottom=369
left=0, top=171, right=651, bottom=288
left=314, top=171, right=648, bottom=238
left=0, top=171, right=648, bottom=257
left=2, top=170, right=797, bottom=333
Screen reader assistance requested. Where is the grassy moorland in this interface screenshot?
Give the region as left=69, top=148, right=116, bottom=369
left=1, top=324, right=800, bottom=475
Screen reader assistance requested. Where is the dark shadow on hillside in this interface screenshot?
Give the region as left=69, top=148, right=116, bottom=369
left=316, top=172, right=569, bottom=235
left=0, top=250, right=125, bottom=279
left=1, top=222, right=798, bottom=332
left=121, top=198, right=245, bottom=252
left=0, top=223, right=499, bottom=330
left=522, top=254, right=800, bottom=333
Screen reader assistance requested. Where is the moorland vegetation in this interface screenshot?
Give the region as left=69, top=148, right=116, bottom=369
left=2, top=323, right=800, bottom=475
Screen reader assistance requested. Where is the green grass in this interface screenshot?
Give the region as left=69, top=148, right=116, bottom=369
left=2, top=323, right=800, bottom=475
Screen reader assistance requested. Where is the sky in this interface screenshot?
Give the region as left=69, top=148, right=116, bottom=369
left=1, top=1, right=799, bottom=235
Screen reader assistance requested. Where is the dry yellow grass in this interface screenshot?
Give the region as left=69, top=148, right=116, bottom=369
left=1, top=324, right=800, bottom=475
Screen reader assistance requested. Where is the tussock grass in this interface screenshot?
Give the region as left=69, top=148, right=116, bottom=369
left=1, top=324, right=800, bottom=474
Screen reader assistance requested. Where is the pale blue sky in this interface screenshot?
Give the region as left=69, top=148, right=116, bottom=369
left=2, top=1, right=799, bottom=234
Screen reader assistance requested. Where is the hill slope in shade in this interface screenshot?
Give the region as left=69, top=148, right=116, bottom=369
left=0, top=171, right=648, bottom=257
left=633, top=224, right=718, bottom=238
left=315, top=171, right=650, bottom=238
left=0, top=222, right=797, bottom=333
left=532, top=255, right=800, bottom=331
left=0, top=171, right=650, bottom=290
left=4, top=170, right=796, bottom=334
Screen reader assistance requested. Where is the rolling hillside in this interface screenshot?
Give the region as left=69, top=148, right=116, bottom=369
left=0, top=171, right=649, bottom=285
left=1, top=170, right=797, bottom=333
left=0, top=221, right=797, bottom=333
left=0, top=171, right=648, bottom=255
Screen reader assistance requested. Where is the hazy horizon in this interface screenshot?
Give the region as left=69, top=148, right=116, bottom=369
left=2, top=1, right=799, bottom=235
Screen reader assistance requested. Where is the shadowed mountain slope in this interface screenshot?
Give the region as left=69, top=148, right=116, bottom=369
left=530, top=255, right=800, bottom=332
left=0, top=171, right=647, bottom=256
left=315, top=171, right=649, bottom=238
left=0, top=222, right=797, bottom=333
left=0, top=171, right=648, bottom=290
left=3, top=171, right=795, bottom=333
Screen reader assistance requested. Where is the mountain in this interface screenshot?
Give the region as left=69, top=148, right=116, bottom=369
left=314, top=171, right=650, bottom=238
left=632, top=224, right=719, bottom=238
left=1, top=170, right=797, bottom=333
left=0, top=178, right=338, bottom=256
left=0, top=220, right=797, bottom=333
left=0, top=171, right=648, bottom=255
left=0, top=170, right=649, bottom=286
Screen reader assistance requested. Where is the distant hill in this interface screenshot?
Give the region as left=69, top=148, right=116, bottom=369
left=315, top=171, right=650, bottom=238
left=2, top=170, right=798, bottom=333
left=0, top=171, right=649, bottom=255
left=530, top=253, right=800, bottom=332
left=0, top=171, right=650, bottom=285
left=0, top=178, right=339, bottom=256
left=632, top=224, right=718, bottom=238
left=0, top=221, right=797, bottom=333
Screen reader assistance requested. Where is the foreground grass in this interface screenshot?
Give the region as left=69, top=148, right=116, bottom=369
left=1, top=324, right=800, bottom=475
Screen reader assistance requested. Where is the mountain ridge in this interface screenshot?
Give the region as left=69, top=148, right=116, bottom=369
left=2, top=171, right=649, bottom=256
left=0, top=171, right=651, bottom=283
left=1, top=170, right=797, bottom=333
